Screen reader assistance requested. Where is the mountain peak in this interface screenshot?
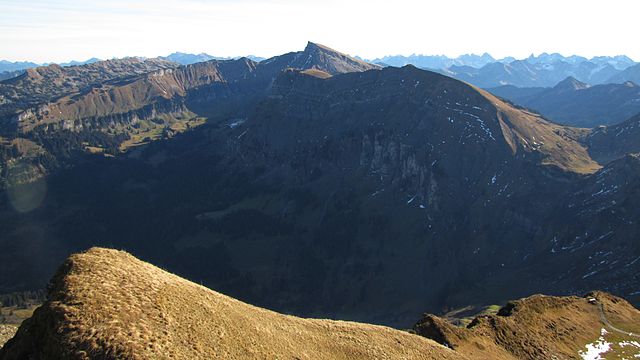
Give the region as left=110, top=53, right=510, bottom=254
left=304, top=41, right=333, bottom=53
left=292, top=42, right=379, bottom=75
left=553, top=76, right=590, bottom=91
left=302, top=41, right=363, bottom=61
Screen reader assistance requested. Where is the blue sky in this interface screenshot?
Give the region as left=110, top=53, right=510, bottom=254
left=1, top=0, right=638, bottom=63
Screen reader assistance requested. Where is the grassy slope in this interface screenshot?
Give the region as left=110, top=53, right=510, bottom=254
left=0, top=248, right=465, bottom=360
left=415, top=292, right=640, bottom=360
left=480, top=89, right=601, bottom=174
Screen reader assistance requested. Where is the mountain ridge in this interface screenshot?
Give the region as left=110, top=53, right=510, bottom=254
left=488, top=77, right=640, bottom=127
left=0, top=248, right=462, bottom=360
left=2, top=249, right=639, bottom=359
left=415, top=291, right=640, bottom=359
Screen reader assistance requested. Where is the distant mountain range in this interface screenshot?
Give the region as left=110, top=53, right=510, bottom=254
left=370, top=53, right=638, bottom=88
left=160, top=52, right=222, bottom=64
left=372, top=52, right=635, bottom=71
left=442, top=59, right=632, bottom=88
left=0, top=58, right=103, bottom=81
left=2, top=52, right=636, bottom=87
left=371, top=52, right=499, bottom=69
left=0, top=53, right=265, bottom=80
left=489, top=77, right=640, bottom=127
left=0, top=60, right=40, bottom=73
left=160, top=52, right=265, bottom=65
left=525, top=53, right=634, bottom=70
left=0, top=58, right=100, bottom=73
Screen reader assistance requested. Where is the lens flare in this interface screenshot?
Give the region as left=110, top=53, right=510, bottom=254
left=6, top=163, right=47, bottom=213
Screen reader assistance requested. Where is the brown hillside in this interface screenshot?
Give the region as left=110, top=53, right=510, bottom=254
left=414, top=292, right=640, bottom=360
left=480, top=89, right=601, bottom=174
left=0, top=58, right=177, bottom=110
left=0, top=248, right=465, bottom=360
left=16, top=58, right=258, bottom=132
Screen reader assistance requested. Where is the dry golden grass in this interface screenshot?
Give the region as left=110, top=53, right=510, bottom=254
left=0, top=248, right=465, bottom=360
left=416, top=292, right=640, bottom=360
left=300, top=68, right=333, bottom=79
left=0, top=326, right=17, bottom=348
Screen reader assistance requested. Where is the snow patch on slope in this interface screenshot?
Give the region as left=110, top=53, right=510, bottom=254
left=579, top=328, right=612, bottom=360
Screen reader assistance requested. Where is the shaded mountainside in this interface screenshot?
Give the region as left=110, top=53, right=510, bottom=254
left=415, top=292, right=640, bottom=359
left=0, top=248, right=462, bottom=360
left=588, top=113, right=640, bottom=163
left=608, top=63, right=640, bottom=84
left=0, top=72, right=23, bottom=82
left=485, top=84, right=547, bottom=103
left=2, top=64, right=639, bottom=329
left=530, top=153, right=640, bottom=296
left=489, top=77, right=640, bottom=127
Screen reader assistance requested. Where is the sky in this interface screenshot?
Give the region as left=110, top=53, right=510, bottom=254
left=0, top=0, right=638, bottom=63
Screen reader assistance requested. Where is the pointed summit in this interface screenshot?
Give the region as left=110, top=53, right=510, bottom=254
left=258, top=42, right=378, bottom=77
left=303, top=41, right=335, bottom=53
left=553, top=76, right=590, bottom=91
left=298, top=41, right=379, bottom=75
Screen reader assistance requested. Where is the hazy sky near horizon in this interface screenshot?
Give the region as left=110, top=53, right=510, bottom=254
left=0, top=0, right=638, bottom=63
